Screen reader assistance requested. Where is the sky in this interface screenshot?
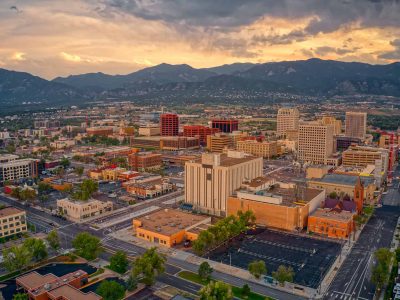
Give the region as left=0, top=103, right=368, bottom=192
left=1, top=0, right=400, bottom=79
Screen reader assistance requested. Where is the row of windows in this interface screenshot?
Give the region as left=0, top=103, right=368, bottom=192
left=0, top=221, right=25, bottom=230
left=0, top=226, right=26, bottom=236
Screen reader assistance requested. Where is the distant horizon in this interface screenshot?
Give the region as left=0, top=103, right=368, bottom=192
left=1, top=1, right=400, bottom=79
left=2, top=57, right=400, bottom=81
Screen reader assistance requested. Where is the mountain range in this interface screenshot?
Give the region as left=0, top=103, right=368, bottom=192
left=1, top=58, right=400, bottom=110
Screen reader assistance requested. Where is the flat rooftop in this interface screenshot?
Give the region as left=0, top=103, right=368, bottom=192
left=311, top=208, right=355, bottom=222
left=47, top=284, right=101, bottom=300
left=0, top=207, right=24, bottom=218
left=135, top=209, right=211, bottom=236
left=236, top=186, right=323, bottom=207
left=309, top=173, right=375, bottom=186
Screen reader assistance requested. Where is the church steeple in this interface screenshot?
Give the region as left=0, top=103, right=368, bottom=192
left=353, top=177, right=364, bottom=214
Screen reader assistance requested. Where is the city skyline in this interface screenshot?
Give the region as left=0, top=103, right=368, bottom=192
left=1, top=0, right=400, bottom=79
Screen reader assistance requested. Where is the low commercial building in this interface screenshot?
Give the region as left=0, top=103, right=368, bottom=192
left=126, top=178, right=174, bottom=199
left=308, top=208, right=355, bottom=239
left=0, top=207, right=27, bottom=239
left=131, top=136, right=200, bottom=150
left=128, top=152, right=162, bottom=171
left=42, top=177, right=73, bottom=191
left=57, top=198, right=113, bottom=222
left=16, top=270, right=100, bottom=300
left=138, top=125, right=161, bottom=136
left=207, top=133, right=234, bottom=152
left=86, top=126, right=113, bottom=136
left=50, top=138, right=76, bottom=149
left=308, top=173, right=376, bottom=204
left=162, top=154, right=201, bottom=166
left=236, top=140, right=278, bottom=159
left=102, top=167, right=127, bottom=181
left=335, top=136, right=362, bottom=152
left=0, top=158, right=38, bottom=183
left=227, top=178, right=325, bottom=231
left=133, top=209, right=211, bottom=247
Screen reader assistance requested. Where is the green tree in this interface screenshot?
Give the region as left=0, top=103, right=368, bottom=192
left=371, top=263, right=389, bottom=290
left=46, top=230, right=60, bottom=251
left=13, top=293, right=28, bottom=300
left=272, top=265, right=295, bottom=286
left=96, top=280, right=125, bottom=300
left=199, top=281, right=233, bottom=300
left=6, top=142, right=16, bottom=154
left=198, top=261, right=213, bottom=281
left=11, top=187, right=21, bottom=200
left=132, top=247, right=166, bottom=286
left=109, top=251, right=129, bottom=274
left=72, top=232, right=101, bottom=260
left=241, top=284, right=251, bottom=299
left=72, top=179, right=99, bottom=201
left=60, top=157, right=71, bottom=169
left=2, top=245, right=32, bottom=272
left=20, top=189, right=36, bottom=202
left=328, top=191, right=338, bottom=198
left=38, top=181, right=52, bottom=194
left=248, top=260, right=267, bottom=279
left=126, top=273, right=138, bottom=291
left=395, top=248, right=400, bottom=262
left=75, top=166, right=84, bottom=176
left=23, top=238, right=48, bottom=261
left=374, top=248, right=392, bottom=268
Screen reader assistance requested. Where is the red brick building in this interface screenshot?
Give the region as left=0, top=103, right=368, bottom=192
left=211, top=119, right=239, bottom=133
left=160, top=114, right=179, bottom=136
left=183, top=125, right=220, bottom=145
left=128, top=152, right=162, bottom=171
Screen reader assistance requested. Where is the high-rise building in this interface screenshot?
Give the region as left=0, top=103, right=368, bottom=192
left=160, top=113, right=179, bottom=136
left=185, top=151, right=263, bottom=216
left=277, top=107, right=299, bottom=137
left=345, top=112, right=367, bottom=140
left=183, top=125, right=220, bottom=145
left=298, top=121, right=334, bottom=165
left=211, top=119, right=239, bottom=133
left=321, top=116, right=342, bottom=135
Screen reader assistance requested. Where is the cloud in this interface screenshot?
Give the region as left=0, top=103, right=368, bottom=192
left=10, top=52, right=26, bottom=61
left=378, top=39, right=400, bottom=60
left=313, top=46, right=354, bottom=56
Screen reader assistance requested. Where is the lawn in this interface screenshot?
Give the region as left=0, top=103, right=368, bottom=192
left=178, top=271, right=273, bottom=300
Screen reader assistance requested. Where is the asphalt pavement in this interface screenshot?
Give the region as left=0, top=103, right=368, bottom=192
left=324, top=167, right=400, bottom=300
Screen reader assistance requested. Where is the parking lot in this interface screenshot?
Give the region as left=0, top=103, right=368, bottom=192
left=209, top=228, right=342, bottom=288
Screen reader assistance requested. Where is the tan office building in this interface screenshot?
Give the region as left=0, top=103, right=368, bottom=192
left=277, top=107, right=300, bottom=137
left=236, top=140, right=278, bottom=159
left=57, top=198, right=113, bottom=222
left=321, top=116, right=342, bottom=135
left=185, top=151, right=263, bottom=216
left=345, top=112, right=367, bottom=140
left=298, top=121, right=334, bottom=165
left=207, top=133, right=234, bottom=153
left=0, top=207, right=27, bottom=239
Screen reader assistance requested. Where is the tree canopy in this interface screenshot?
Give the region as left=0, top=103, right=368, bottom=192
left=96, top=280, right=125, bottom=300
left=248, top=260, right=267, bottom=279
left=132, top=247, right=166, bottom=286
left=198, top=261, right=214, bottom=281
left=109, top=251, right=129, bottom=274
left=199, top=281, right=233, bottom=300
left=272, top=265, right=295, bottom=286
left=72, top=232, right=101, bottom=260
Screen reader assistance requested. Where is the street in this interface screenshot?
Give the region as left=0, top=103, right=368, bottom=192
left=324, top=167, right=400, bottom=300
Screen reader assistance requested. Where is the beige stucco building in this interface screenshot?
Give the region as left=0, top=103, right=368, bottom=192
left=345, top=112, right=367, bottom=140
left=57, top=198, right=113, bottom=222
left=185, top=151, right=263, bottom=216
left=298, top=121, right=334, bottom=165
left=321, top=116, right=342, bottom=135
left=0, top=207, right=27, bottom=239
left=277, top=107, right=299, bottom=137
left=236, top=140, right=278, bottom=159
